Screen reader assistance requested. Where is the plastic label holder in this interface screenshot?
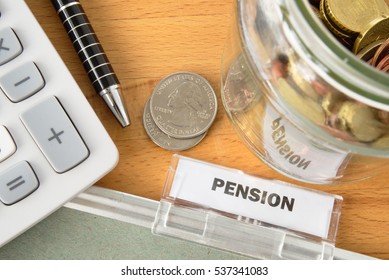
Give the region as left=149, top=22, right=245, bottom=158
left=152, top=154, right=343, bottom=260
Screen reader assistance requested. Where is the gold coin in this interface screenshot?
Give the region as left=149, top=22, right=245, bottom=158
left=337, top=101, right=386, bottom=142
left=325, top=0, right=389, bottom=36
left=373, top=133, right=389, bottom=148
left=320, top=0, right=357, bottom=40
left=353, top=17, right=389, bottom=54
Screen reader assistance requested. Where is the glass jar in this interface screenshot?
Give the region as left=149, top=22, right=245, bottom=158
left=221, top=0, right=389, bottom=184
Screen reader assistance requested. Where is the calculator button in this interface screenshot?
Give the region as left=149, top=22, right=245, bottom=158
left=0, top=161, right=39, bottom=205
left=0, top=27, right=23, bottom=65
left=0, top=126, right=16, bottom=163
left=0, top=62, right=45, bottom=102
left=20, top=96, right=90, bottom=173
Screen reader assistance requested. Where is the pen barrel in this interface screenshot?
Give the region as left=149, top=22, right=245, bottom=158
left=52, top=0, right=119, bottom=94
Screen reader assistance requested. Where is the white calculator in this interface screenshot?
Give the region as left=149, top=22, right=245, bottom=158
left=0, top=0, right=119, bottom=246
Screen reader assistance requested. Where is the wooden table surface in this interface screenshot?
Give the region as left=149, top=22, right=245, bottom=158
left=26, top=0, right=389, bottom=259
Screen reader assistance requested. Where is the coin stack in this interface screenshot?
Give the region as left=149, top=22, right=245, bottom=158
left=311, top=0, right=389, bottom=73
left=143, top=72, right=218, bottom=151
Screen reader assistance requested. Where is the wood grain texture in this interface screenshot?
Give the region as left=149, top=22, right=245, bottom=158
left=26, top=0, right=389, bottom=259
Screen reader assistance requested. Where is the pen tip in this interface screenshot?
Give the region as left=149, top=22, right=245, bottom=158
left=101, top=86, right=131, bottom=128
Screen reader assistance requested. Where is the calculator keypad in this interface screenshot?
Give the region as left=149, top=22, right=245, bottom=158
left=1, top=23, right=89, bottom=202
left=0, top=161, right=39, bottom=205
left=20, top=96, right=90, bottom=174
left=0, top=27, right=22, bottom=65
left=0, top=126, right=16, bottom=163
left=0, top=61, right=45, bottom=102
left=0, top=0, right=118, bottom=247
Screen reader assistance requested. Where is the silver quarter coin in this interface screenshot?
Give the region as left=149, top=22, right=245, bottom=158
left=222, top=55, right=257, bottom=112
left=150, top=72, right=217, bottom=139
left=143, top=98, right=207, bottom=151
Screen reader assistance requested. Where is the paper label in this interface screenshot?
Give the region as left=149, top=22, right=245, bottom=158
left=263, top=105, right=349, bottom=181
left=169, top=157, right=337, bottom=239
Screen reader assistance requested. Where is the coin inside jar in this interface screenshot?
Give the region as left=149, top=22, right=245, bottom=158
left=371, top=38, right=389, bottom=66
left=337, top=101, right=387, bottom=142
left=320, top=0, right=357, bottom=41
left=353, top=17, right=389, bottom=54
left=324, top=0, right=389, bottom=38
left=316, top=0, right=389, bottom=69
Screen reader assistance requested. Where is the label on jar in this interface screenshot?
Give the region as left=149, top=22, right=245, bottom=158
left=262, top=105, right=350, bottom=181
left=168, top=156, right=339, bottom=239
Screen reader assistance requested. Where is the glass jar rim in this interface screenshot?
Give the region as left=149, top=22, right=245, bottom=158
left=290, top=0, right=389, bottom=111
left=238, top=0, right=389, bottom=157
left=240, top=0, right=389, bottom=111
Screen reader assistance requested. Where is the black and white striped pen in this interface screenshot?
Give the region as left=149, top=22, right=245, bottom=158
left=51, top=0, right=130, bottom=127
